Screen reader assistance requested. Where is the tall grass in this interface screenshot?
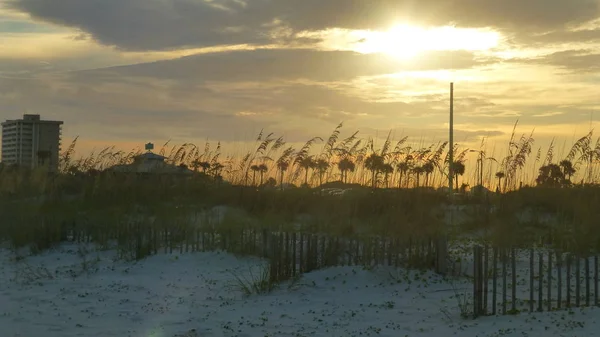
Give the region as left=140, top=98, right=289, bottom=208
left=15, top=122, right=598, bottom=191
left=2, top=122, right=600, bottom=260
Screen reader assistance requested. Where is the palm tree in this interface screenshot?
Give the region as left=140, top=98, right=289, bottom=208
left=397, top=161, right=411, bottom=188
left=422, top=161, right=435, bottom=187
left=536, top=163, right=564, bottom=187
left=338, top=157, right=355, bottom=184
left=277, top=160, right=289, bottom=189
left=559, top=159, right=576, bottom=183
left=250, top=164, right=260, bottom=186
left=258, top=164, right=268, bottom=186
left=364, top=153, right=384, bottom=188
left=315, top=158, right=329, bottom=187
left=299, top=156, right=316, bottom=186
left=412, top=166, right=425, bottom=188
left=381, top=163, right=394, bottom=188
left=451, top=161, right=466, bottom=191
left=495, top=171, right=505, bottom=192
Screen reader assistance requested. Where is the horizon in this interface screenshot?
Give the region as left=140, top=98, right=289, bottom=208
left=2, top=0, right=600, bottom=187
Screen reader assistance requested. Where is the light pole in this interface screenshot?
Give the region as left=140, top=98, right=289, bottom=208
left=449, top=82, right=454, bottom=194
left=438, top=82, right=454, bottom=276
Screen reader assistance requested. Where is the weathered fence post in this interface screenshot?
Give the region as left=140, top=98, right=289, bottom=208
left=538, top=252, right=543, bottom=312
left=492, top=247, right=498, bottom=315
left=511, top=248, right=517, bottom=313
left=473, top=245, right=481, bottom=318
left=502, top=248, right=507, bottom=315
left=529, top=249, right=534, bottom=313
left=436, top=235, right=448, bottom=275
left=595, top=255, right=598, bottom=306
left=557, top=251, right=562, bottom=310
left=548, top=251, right=552, bottom=311
left=483, top=245, right=489, bottom=315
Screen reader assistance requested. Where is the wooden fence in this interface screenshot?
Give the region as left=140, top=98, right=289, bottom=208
left=472, top=245, right=600, bottom=318
left=60, top=220, right=446, bottom=284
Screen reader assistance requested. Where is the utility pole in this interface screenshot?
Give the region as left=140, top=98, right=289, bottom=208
left=449, top=82, right=454, bottom=193
left=438, top=82, right=454, bottom=276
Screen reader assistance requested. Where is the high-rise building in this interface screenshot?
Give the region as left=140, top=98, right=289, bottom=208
left=1, top=114, right=63, bottom=171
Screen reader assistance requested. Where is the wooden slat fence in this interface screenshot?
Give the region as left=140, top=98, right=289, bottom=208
left=50, top=217, right=448, bottom=284
left=472, top=245, right=600, bottom=318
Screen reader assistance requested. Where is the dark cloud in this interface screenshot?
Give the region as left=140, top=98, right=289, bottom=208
left=542, top=50, right=600, bottom=72
left=511, top=49, right=600, bottom=73
left=515, top=29, right=600, bottom=46
left=8, top=0, right=599, bottom=51
left=69, top=48, right=487, bottom=83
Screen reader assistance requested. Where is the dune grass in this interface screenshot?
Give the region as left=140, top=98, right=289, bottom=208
left=2, top=123, right=600, bottom=279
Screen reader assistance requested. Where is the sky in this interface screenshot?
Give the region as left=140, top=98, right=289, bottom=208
left=2, top=0, right=600, bottom=168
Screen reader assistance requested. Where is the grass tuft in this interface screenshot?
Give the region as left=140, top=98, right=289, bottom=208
left=227, top=264, right=277, bottom=297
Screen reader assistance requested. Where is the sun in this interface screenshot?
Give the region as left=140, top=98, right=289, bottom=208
left=354, top=24, right=501, bottom=60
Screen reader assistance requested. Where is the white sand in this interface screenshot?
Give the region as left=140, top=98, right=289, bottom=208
left=2, top=243, right=599, bottom=337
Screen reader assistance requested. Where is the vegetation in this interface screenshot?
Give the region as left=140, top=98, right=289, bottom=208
left=3, top=120, right=600, bottom=269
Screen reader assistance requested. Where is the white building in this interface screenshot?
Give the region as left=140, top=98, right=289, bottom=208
left=1, top=114, right=63, bottom=171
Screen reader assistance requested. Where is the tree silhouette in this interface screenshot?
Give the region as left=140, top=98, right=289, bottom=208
left=451, top=161, right=466, bottom=191
left=412, top=166, right=425, bottom=188
left=364, top=153, right=384, bottom=188
left=250, top=164, right=260, bottom=186
left=258, top=164, right=268, bottom=186
left=559, top=159, right=576, bottom=184
left=277, top=160, right=290, bottom=189
left=265, top=177, right=277, bottom=188
left=338, top=157, right=355, bottom=184
left=495, top=171, right=505, bottom=193
left=397, top=161, right=411, bottom=188
left=536, top=163, right=566, bottom=187
left=380, top=163, right=394, bottom=188
left=315, top=158, right=329, bottom=187
left=299, top=156, right=316, bottom=186
left=422, top=161, right=435, bottom=187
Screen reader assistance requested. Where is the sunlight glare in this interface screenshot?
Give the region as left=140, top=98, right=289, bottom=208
left=355, top=24, right=501, bottom=60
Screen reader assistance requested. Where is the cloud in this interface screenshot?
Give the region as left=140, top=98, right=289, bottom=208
left=0, top=50, right=476, bottom=145
left=516, top=29, right=600, bottom=46
left=2, top=35, right=600, bottom=158
left=511, top=49, right=600, bottom=73
left=69, top=48, right=488, bottom=84
left=532, top=111, right=565, bottom=117
left=7, top=0, right=599, bottom=51
left=541, top=49, right=600, bottom=72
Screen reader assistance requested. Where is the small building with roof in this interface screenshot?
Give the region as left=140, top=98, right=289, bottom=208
left=106, top=143, right=193, bottom=175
